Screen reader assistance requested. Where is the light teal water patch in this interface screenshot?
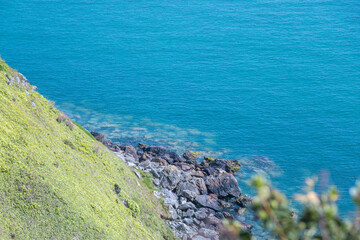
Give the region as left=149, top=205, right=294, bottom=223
left=1, top=0, right=359, bottom=216
left=60, top=102, right=225, bottom=155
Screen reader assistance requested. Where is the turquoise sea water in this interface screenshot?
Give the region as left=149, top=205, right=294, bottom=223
left=1, top=0, right=360, bottom=216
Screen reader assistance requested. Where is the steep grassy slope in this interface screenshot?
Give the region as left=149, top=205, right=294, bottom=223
left=0, top=58, right=173, bottom=240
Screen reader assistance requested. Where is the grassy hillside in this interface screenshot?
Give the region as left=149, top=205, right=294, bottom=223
left=0, top=58, right=174, bottom=240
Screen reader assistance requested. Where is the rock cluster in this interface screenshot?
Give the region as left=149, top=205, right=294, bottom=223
left=92, top=131, right=252, bottom=240
left=5, top=72, right=37, bottom=94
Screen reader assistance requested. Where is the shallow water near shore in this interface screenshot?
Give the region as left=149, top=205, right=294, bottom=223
left=1, top=0, right=360, bottom=219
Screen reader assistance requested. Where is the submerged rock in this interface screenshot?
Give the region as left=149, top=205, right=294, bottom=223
left=183, top=150, right=199, bottom=160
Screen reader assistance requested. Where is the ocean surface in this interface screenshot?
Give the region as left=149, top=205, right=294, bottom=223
left=1, top=0, right=359, bottom=217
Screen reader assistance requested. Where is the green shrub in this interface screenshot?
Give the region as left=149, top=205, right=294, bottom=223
left=226, top=176, right=360, bottom=239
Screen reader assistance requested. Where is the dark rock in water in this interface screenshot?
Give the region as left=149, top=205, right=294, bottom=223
left=205, top=170, right=241, bottom=198
left=235, top=195, right=253, bottom=208
left=239, top=221, right=253, bottom=232
left=160, top=166, right=182, bottom=190
left=218, top=199, right=231, bottom=208
left=91, top=131, right=105, bottom=142
left=209, top=159, right=232, bottom=171
left=204, top=215, right=222, bottom=228
left=176, top=182, right=199, bottom=201
left=138, top=142, right=147, bottom=149
left=119, top=145, right=139, bottom=162
left=145, top=145, right=170, bottom=155
left=215, top=212, right=224, bottom=219
left=169, top=151, right=181, bottom=162
left=195, top=195, right=220, bottom=211
left=223, top=211, right=235, bottom=220
left=183, top=150, right=199, bottom=160
left=102, top=139, right=113, bottom=148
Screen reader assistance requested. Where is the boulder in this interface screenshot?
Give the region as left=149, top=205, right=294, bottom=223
left=168, top=205, right=178, bottom=220
left=140, top=152, right=152, bottom=162
left=91, top=131, right=105, bottom=142
left=144, top=145, right=170, bottom=155
left=183, top=151, right=199, bottom=160
left=192, top=235, right=209, bottom=240
left=235, top=195, right=253, bottom=208
left=119, top=145, right=138, bottom=162
left=223, top=211, right=235, bottom=220
left=160, top=166, right=182, bottom=190
left=161, top=189, right=179, bottom=208
left=178, top=202, right=197, bottom=211
left=195, top=195, right=220, bottom=211
left=183, top=218, right=194, bottom=225
left=205, top=170, right=241, bottom=198
left=176, top=182, right=199, bottom=201
left=199, top=228, right=218, bottom=240
left=184, top=209, right=195, bottom=218
left=191, top=178, right=208, bottom=195
left=194, top=210, right=208, bottom=220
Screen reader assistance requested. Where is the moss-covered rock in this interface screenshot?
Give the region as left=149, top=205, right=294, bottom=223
left=0, top=58, right=174, bottom=240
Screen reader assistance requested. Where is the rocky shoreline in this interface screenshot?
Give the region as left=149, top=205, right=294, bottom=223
left=91, top=131, right=253, bottom=240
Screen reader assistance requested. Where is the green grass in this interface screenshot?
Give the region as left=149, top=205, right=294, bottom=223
left=0, top=58, right=174, bottom=240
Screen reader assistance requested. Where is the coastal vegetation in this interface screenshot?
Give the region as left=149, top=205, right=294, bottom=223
left=0, top=58, right=174, bottom=239
left=225, top=176, right=360, bottom=240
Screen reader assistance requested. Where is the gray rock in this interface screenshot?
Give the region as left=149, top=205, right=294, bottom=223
left=169, top=205, right=178, bottom=220
left=192, top=236, right=210, bottom=240
left=119, top=145, right=139, bottom=162
left=184, top=209, right=194, bottom=218
left=150, top=168, right=160, bottom=178
left=139, top=160, right=151, bottom=169
left=160, top=166, right=182, bottom=190
left=205, top=170, right=241, bottom=198
left=179, top=197, right=187, bottom=205
left=134, top=170, right=141, bottom=179
left=161, top=189, right=179, bottom=208
left=195, top=210, right=208, bottom=220
left=176, top=182, right=199, bottom=201
left=193, top=218, right=201, bottom=226
left=195, top=195, right=220, bottom=211
left=199, top=228, right=218, bottom=240
left=183, top=218, right=194, bottom=225
left=191, top=178, right=208, bottom=195
left=183, top=151, right=198, bottom=160
left=179, top=202, right=196, bottom=211
left=152, top=178, right=160, bottom=186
